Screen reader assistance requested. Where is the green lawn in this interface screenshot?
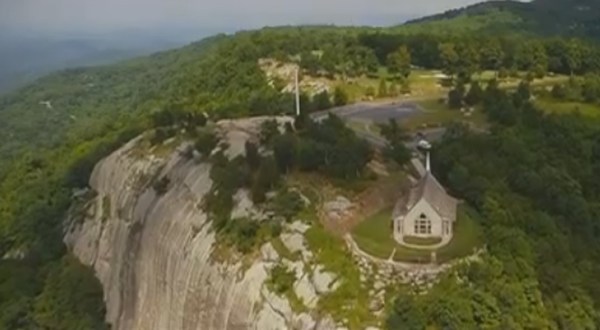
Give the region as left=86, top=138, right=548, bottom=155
left=351, top=208, right=396, bottom=259
left=535, top=98, right=600, bottom=117
left=351, top=205, right=483, bottom=264
left=406, top=99, right=488, bottom=130
left=403, top=236, right=443, bottom=246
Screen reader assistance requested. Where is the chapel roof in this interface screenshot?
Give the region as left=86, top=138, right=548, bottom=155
left=404, top=172, right=458, bottom=222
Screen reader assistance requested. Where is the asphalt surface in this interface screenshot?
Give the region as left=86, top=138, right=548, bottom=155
left=310, top=101, right=446, bottom=149
left=312, top=101, right=421, bottom=123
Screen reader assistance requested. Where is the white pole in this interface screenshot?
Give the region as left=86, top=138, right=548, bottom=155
left=295, top=67, right=300, bottom=117
left=426, top=150, right=431, bottom=173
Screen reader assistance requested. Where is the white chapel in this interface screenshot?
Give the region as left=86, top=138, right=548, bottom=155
left=393, top=152, right=458, bottom=247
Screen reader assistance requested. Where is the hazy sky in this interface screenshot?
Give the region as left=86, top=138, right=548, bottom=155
left=1, top=0, right=489, bottom=35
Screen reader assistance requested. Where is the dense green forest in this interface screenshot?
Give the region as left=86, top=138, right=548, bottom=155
left=405, top=0, right=600, bottom=39
left=2, top=25, right=600, bottom=179
left=387, top=81, right=600, bottom=329
left=2, top=1, right=600, bottom=327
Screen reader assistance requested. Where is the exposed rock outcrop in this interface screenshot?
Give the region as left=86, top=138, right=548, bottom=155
left=64, top=118, right=334, bottom=330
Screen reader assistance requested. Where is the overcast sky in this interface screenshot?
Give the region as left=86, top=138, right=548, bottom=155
left=1, top=0, right=492, bottom=36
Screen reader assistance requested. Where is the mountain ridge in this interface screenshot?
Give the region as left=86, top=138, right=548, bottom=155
left=402, top=0, right=600, bottom=39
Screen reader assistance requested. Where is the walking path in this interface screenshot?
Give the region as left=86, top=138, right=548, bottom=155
left=344, top=233, right=484, bottom=274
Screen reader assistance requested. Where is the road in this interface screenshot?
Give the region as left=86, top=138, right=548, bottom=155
left=310, top=101, right=446, bottom=149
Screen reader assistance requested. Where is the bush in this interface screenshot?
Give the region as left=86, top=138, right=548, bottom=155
left=223, top=219, right=260, bottom=254
left=245, top=141, right=260, bottom=170
left=150, top=127, right=176, bottom=146
left=448, top=88, right=464, bottom=109
left=268, top=264, right=296, bottom=295
left=33, top=256, right=107, bottom=330
left=153, top=177, right=170, bottom=195
left=270, top=189, right=305, bottom=221
left=333, top=87, right=349, bottom=106
left=195, top=131, right=218, bottom=156
left=260, top=120, right=280, bottom=145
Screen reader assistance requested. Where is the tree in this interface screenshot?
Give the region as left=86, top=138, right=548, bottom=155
left=296, top=140, right=323, bottom=171
left=448, top=82, right=466, bottom=109
left=582, top=75, right=600, bottom=103
left=387, top=294, right=426, bottom=330
left=267, top=264, right=296, bottom=295
left=153, top=176, right=170, bottom=195
left=516, top=42, right=548, bottom=78
left=465, top=81, right=483, bottom=106
left=378, top=119, right=411, bottom=166
left=270, top=189, right=304, bottom=221
left=439, top=42, right=459, bottom=78
left=260, top=119, right=280, bottom=145
left=272, top=133, right=297, bottom=173
left=387, top=46, right=412, bottom=79
left=312, top=90, right=332, bottom=111
left=457, top=43, right=481, bottom=80
left=514, top=81, right=532, bottom=106
left=251, top=156, right=280, bottom=203
left=33, top=256, right=107, bottom=330
left=333, top=87, right=349, bottom=106
left=245, top=141, right=260, bottom=170
left=378, top=78, right=388, bottom=98
left=195, top=131, right=219, bottom=156
left=565, top=40, right=584, bottom=76
left=481, top=40, right=505, bottom=73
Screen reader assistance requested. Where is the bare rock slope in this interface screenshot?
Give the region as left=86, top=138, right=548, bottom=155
left=64, top=117, right=335, bottom=330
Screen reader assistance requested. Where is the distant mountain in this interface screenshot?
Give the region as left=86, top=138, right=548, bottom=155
left=0, top=29, right=211, bottom=93
left=401, top=0, right=600, bottom=39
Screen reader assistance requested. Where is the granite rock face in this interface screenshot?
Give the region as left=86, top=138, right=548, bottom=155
left=64, top=117, right=336, bottom=330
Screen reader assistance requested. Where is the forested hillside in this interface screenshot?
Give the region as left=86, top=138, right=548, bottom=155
left=388, top=83, right=600, bottom=329
left=3, top=25, right=600, bottom=178
left=2, top=4, right=600, bottom=328
left=404, top=0, right=600, bottom=39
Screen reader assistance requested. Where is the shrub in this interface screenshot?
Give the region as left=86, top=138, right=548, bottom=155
left=270, top=189, right=305, bottom=221
left=153, top=177, right=170, bottom=195
left=223, top=219, right=260, bottom=254
left=195, top=131, right=218, bottom=156
left=150, top=127, right=176, bottom=146
left=260, top=120, right=280, bottom=145
left=268, top=264, right=296, bottom=295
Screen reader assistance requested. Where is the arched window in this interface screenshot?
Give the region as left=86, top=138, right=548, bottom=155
left=414, top=213, right=432, bottom=235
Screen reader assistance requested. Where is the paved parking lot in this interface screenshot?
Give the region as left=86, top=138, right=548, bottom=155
left=311, top=101, right=445, bottom=149
left=312, top=101, right=421, bottom=123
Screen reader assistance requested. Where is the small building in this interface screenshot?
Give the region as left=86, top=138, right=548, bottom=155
left=393, top=152, right=458, bottom=247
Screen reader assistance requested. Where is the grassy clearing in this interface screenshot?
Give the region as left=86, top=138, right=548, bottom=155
left=313, top=66, right=568, bottom=107
left=352, top=208, right=396, bottom=259
left=352, top=205, right=483, bottom=264
left=405, top=98, right=488, bottom=130
left=535, top=98, right=600, bottom=117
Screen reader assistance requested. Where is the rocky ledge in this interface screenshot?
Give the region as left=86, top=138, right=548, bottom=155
left=64, top=117, right=345, bottom=330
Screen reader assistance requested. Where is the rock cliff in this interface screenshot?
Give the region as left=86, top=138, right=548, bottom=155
left=64, top=117, right=344, bottom=330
